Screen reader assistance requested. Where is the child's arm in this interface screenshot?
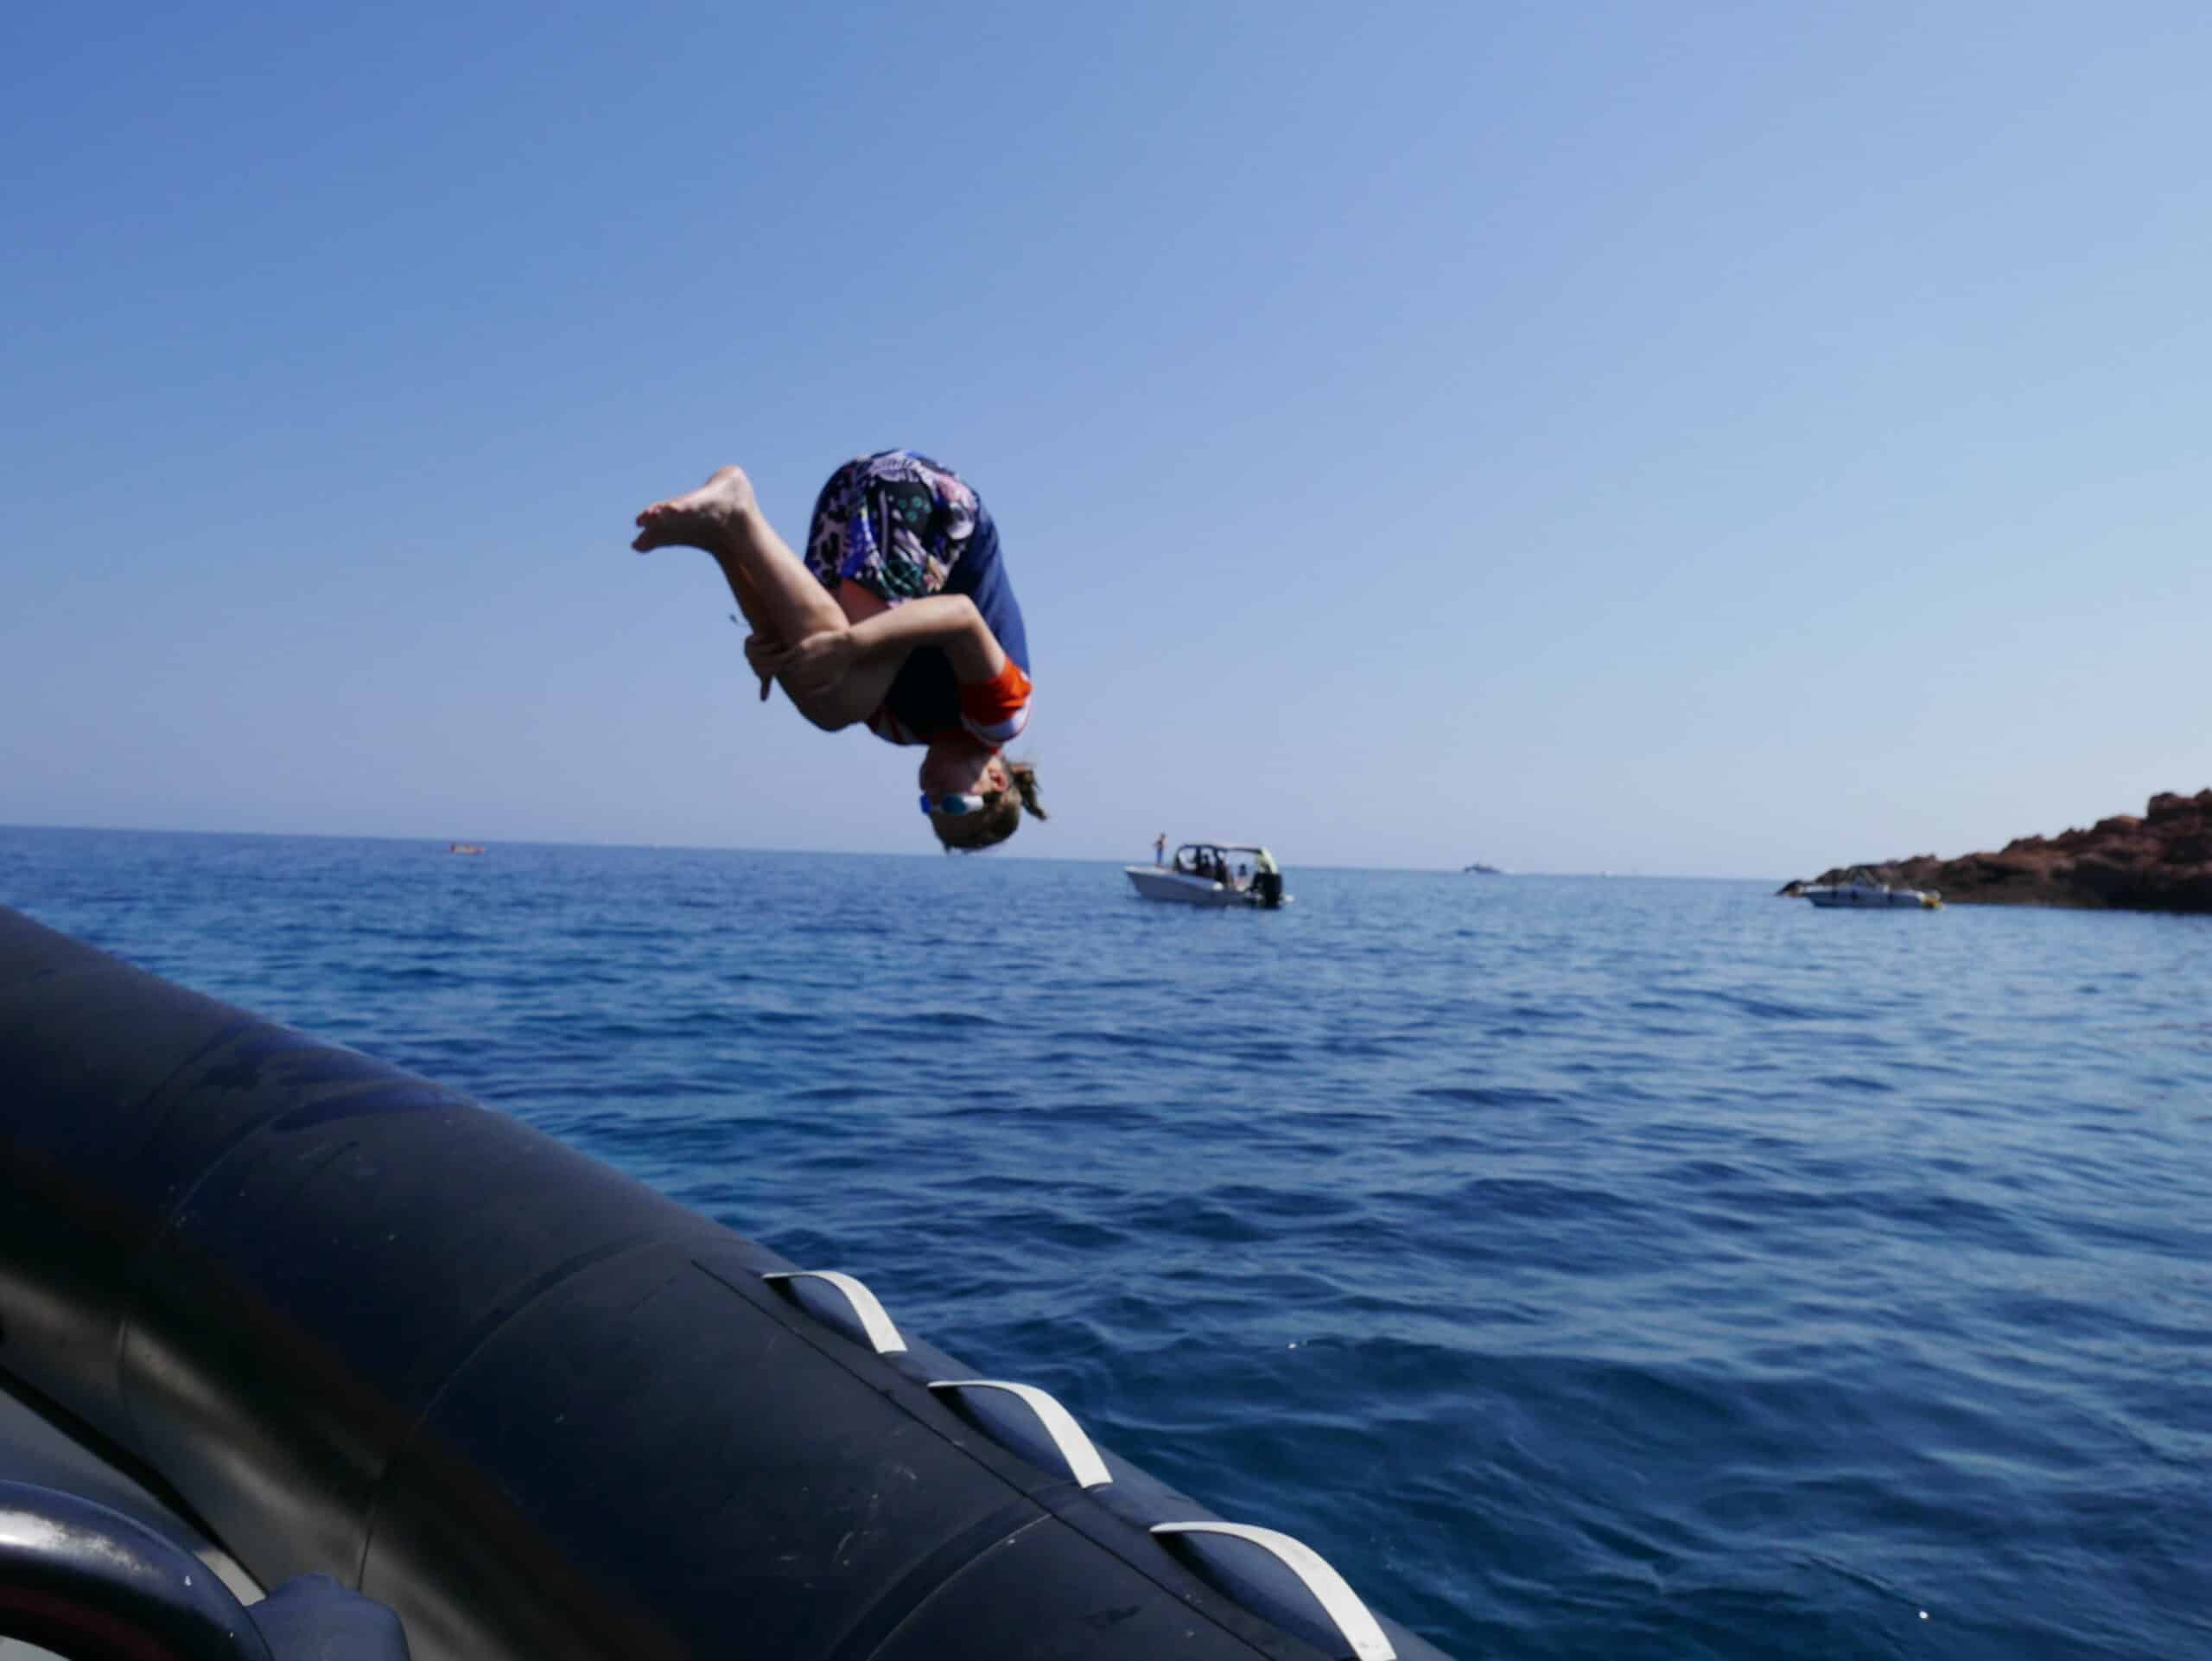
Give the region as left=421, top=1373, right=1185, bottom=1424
left=849, top=595, right=1007, bottom=680
left=758, top=595, right=1006, bottom=730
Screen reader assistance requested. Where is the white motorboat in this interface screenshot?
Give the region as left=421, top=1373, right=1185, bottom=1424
left=1803, top=869, right=1942, bottom=909
left=1126, top=843, right=1289, bottom=908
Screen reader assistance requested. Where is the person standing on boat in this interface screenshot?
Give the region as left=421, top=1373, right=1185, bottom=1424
left=633, top=453, right=1045, bottom=851
left=1154, top=832, right=1167, bottom=867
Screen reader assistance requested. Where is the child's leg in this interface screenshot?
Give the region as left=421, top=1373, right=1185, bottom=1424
left=634, top=466, right=848, bottom=646
left=719, top=557, right=770, bottom=634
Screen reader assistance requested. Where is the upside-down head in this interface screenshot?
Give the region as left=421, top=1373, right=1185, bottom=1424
left=919, top=747, right=1048, bottom=853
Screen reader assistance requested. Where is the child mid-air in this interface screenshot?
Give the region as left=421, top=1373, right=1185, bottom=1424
left=634, top=452, right=1044, bottom=851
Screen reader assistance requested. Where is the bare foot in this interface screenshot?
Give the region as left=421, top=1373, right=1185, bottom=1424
left=632, top=465, right=760, bottom=554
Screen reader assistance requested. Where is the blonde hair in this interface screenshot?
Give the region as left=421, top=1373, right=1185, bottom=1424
left=932, top=760, right=1047, bottom=853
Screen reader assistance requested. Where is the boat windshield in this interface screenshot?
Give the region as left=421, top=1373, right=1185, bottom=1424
left=1170, top=843, right=1274, bottom=883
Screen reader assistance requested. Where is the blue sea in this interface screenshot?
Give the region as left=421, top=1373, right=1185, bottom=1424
left=3, top=827, right=2207, bottom=1660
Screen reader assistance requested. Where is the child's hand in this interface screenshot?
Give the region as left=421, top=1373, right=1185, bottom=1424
left=759, top=629, right=858, bottom=699
left=741, top=633, right=780, bottom=701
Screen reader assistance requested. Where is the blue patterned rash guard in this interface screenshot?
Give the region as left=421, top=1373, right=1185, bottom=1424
left=803, top=451, right=1033, bottom=747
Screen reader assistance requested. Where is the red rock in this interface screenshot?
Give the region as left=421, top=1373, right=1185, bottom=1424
left=1793, top=787, right=2212, bottom=913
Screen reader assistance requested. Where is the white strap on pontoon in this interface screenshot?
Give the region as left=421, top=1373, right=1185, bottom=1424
left=1149, top=1520, right=1395, bottom=1661
left=761, top=1270, right=907, bottom=1355
left=925, top=1379, right=1112, bottom=1489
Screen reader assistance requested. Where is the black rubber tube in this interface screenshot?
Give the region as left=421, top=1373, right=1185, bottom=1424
left=0, top=907, right=1451, bottom=1661
left=0, top=1481, right=276, bottom=1661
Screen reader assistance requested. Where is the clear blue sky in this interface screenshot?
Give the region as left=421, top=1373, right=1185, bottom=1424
left=6, top=2, right=2208, bottom=875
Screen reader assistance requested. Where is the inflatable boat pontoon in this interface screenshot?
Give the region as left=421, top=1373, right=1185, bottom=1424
left=0, top=905, right=1446, bottom=1661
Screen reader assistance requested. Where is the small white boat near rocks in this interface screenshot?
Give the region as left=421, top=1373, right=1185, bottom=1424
left=1803, top=869, right=1943, bottom=909
left=1126, top=843, right=1290, bottom=908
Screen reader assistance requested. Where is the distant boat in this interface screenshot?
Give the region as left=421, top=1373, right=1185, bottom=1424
left=448, top=843, right=486, bottom=856
left=1126, top=843, right=1289, bottom=908
left=1463, top=862, right=1503, bottom=875
left=1802, top=869, right=1941, bottom=910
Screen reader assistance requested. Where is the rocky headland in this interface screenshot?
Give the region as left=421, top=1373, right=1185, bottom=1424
left=1782, top=789, right=2212, bottom=913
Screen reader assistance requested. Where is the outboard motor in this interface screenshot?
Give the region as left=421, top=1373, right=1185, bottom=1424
left=1253, top=869, right=1284, bottom=907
